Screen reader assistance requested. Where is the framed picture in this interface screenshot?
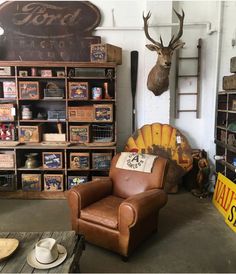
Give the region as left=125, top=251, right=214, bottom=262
left=42, top=152, right=63, bottom=169
left=22, top=174, right=41, bottom=191
left=67, top=176, right=88, bottom=190
left=69, top=125, right=90, bottom=143
left=232, top=99, right=236, bottom=111
left=3, top=81, right=16, bottom=98
left=44, top=174, right=63, bottom=191
left=92, top=153, right=112, bottom=170
left=19, top=81, right=39, bottom=99
left=94, top=104, right=113, bottom=122
left=70, top=152, right=90, bottom=170
left=68, top=82, right=88, bottom=99
left=41, top=70, right=52, bottom=77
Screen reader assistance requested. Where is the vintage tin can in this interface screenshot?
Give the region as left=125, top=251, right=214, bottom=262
left=92, top=87, right=102, bottom=100
left=21, top=105, right=32, bottom=120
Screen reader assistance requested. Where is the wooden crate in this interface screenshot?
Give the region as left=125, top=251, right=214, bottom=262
left=0, top=153, right=15, bottom=168
left=0, top=174, right=16, bottom=191
left=68, top=106, right=94, bottom=122
left=223, top=75, right=236, bottom=90
left=67, top=176, right=89, bottom=189
left=69, top=125, right=90, bottom=143
left=94, top=104, right=113, bottom=122
left=19, top=125, right=42, bottom=143
left=42, top=152, right=63, bottom=169
left=92, top=152, right=112, bottom=170
left=22, top=174, right=41, bottom=191
left=70, top=152, right=90, bottom=170
left=90, top=43, right=122, bottom=65
left=19, top=81, right=39, bottom=99
left=44, top=174, right=64, bottom=191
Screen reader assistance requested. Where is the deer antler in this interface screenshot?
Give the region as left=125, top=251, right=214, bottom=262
left=168, top=9, right=185, bottom=49
left=143, top=11, right=163, bottom=48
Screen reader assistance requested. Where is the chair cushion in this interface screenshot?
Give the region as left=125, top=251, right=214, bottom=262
left=80, top=195, right=124, bottom=229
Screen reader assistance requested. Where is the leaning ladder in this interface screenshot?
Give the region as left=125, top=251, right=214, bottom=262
left=174, top=38, right=202, bottom=119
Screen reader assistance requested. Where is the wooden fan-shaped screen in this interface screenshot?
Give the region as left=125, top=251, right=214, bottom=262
left=125, top=123, right=193, bottom=192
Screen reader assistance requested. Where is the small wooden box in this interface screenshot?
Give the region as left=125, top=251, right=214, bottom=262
left=70, top=152, right=90, bottom=170
left=67, top=176, right=88, bottom=190
left=19, top=125, right=41, bottom=143
left=0, top=153, right=15, bottom=168
left=44, top=174, right=64, bottom=191
left=223, top=75, right=236, bottom=90
left=68, top=106, right=94, bottom=122
left=42, top=152, right=63, bottom=169
left=22, top=174, right=41, bottom=191
left=92, top=153, right=112, bottom=170
left=90, top=43, right=122, bottom=65
left=69, top=125, right=90, bottom=143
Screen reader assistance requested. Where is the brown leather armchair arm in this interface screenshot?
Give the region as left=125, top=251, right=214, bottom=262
left=118, top=189, right=168, bottom=231
left=67, top=179, right=113, bottom=230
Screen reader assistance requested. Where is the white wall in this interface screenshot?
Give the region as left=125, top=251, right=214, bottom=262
left=93, top=1, right=220, bottom=151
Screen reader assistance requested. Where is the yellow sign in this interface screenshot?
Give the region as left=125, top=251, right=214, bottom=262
left=225, top=199, right=236, bottom=232
left=212, top=173, right=236, bottom=218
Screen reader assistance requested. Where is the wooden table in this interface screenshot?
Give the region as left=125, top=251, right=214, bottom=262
left=0, top=231, right=85, bottom=273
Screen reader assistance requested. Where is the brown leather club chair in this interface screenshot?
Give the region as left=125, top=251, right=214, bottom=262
left=67, top=153, right=168, bottom=258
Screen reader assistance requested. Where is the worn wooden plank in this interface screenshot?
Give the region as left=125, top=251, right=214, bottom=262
left=68, top=235, right=85, bottom=273
left=52, top=231, right=77, bottom=273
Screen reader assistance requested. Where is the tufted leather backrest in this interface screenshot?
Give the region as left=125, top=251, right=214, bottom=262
left=109, top=153, right=168, bottom=199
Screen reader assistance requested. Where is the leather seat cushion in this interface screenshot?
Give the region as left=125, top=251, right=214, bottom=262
left=80, top=195, right=124, bottom=229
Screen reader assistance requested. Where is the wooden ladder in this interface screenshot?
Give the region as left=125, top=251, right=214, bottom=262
left=174, top=38, right=202, bottom=119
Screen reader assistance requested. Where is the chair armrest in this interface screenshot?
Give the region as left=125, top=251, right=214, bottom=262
left=67, top=178, right=113, bottom=218
left=118, top=189, right=168, bottom=231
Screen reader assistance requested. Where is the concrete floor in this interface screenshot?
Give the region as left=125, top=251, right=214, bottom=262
left=0, top=190, right=236, bottom=273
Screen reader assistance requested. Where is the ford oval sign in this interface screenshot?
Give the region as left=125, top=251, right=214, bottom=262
left=0, top=1, right=101, bottom=61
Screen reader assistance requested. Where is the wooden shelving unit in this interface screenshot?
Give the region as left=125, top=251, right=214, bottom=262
left=0, top=61, right=117, bottom=199
left=215, top=90, right=236, bottom=182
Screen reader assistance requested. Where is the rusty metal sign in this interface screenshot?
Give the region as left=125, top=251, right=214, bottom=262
left=0, top=1, right=101, bottom=61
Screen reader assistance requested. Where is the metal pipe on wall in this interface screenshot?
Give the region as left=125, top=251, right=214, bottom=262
left=96, top=22, right=216, bottom=35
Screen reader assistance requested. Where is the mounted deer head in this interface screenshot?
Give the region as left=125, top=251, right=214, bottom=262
left=143, top=9, right=185, bottom=96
